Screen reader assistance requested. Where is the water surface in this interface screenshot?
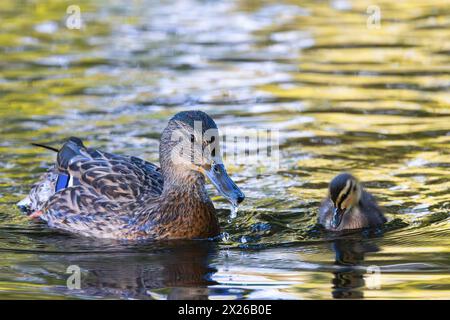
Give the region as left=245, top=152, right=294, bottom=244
left=0, top=0, right=449, bottom=299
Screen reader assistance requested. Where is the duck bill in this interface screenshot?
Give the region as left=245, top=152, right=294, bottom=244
left=332, top=207, right=345, bottom=229
left=203, top=164, right=245, bottom=206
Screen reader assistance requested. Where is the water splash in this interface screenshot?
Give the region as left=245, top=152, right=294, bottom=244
left=228, top=204, right=238, bottom=222
left=221, top=232, right=230, bottom=242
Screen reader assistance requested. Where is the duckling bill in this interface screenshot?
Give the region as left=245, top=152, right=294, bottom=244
left=318, top=173, right=386, bottom=231
left=17, top=111, right=245, bottom=240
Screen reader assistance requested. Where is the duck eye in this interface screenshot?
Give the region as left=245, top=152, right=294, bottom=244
left=210, top=136, right=215, bottom=143
left=213, top=165, right=220, bottom=173
left=190, top=134, right=195, bottom=143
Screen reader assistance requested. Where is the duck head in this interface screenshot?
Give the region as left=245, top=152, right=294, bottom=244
left=159, top=110, right=245, bottom=206
left=329, top=173, right=362, bottom=229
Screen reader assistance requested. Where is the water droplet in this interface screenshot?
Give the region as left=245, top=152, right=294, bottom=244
left=228, top=204, right=238, bottom=222
left=221, top=232, right=230, bottom=242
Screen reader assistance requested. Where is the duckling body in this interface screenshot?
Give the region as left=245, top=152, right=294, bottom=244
left=18, top=111, right=244, bottom=240
left=318, top=173, right=386, bottom=231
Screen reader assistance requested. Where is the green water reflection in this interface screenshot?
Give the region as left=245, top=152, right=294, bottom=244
left=0, top=0, right=449, bottom=299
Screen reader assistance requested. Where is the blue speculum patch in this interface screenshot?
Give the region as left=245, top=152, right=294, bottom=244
left=55, top=174, right=70, bottom=192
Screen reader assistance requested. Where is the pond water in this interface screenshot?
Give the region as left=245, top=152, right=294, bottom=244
left=0, top=0, right=449, bottom=299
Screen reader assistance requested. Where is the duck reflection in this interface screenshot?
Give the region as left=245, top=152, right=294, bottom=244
left=330, top=237, right=380, bottom=299
left=40, top=237, right=218, bottom=300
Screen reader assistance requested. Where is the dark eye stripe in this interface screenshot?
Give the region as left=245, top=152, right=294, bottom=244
left=338, top=181, right=353, bottom=209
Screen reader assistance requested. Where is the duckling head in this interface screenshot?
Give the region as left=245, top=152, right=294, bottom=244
left=159, top=110, right=245, bottom=206
left=329, top=173, right=362, bottom=229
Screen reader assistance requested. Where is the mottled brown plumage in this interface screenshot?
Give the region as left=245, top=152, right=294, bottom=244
left=18, top=111, right=244, bottom=240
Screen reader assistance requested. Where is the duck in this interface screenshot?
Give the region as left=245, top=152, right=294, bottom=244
left=318, top=173, right=386, bottom=231
left=17, top=110, right=245, bottom=240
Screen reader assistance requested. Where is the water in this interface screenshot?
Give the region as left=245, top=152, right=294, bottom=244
left=0, top=0, right=449, bottom=299
left=229, top=205, right=238, bottom=222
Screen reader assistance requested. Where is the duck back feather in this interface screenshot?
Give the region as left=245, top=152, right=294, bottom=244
left=21, top=137, right=167, bottom=239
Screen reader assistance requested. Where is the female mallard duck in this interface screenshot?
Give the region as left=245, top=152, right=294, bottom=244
left=318, top=173, right=386, bottom=231
left=17, top=111, right=245, bottom=240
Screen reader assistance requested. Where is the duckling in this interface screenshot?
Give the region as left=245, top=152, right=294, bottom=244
left=17, top=111, right=245, bottom=240
left=318, top=173, right=386, bottom=231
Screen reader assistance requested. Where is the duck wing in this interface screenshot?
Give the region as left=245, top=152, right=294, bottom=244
left=38, top=137, right=163, bottom=238
left=360, top=190, right=387, bottom=226
left=57, top=137, right=163, bottom=200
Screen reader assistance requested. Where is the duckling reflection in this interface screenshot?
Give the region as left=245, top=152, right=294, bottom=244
left=39, top=239, right=218, bottom=300
left=331, top=238, right=380, bottom=299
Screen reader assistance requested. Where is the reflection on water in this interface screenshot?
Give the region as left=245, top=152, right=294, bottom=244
left=0, top=0, right=449, bottom=299
left=59, top=241, right=218, bottom=300
left=331, top=238, right=380, bottom=299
